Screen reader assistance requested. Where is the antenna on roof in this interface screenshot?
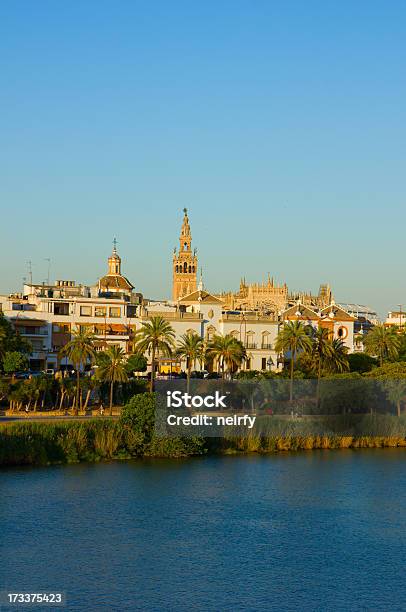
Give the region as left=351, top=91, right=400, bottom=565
left=45, top=258, right=51, bottom=285
left=27, top=260, right=32, bottom=285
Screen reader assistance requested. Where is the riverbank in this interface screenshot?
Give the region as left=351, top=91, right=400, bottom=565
left=1, top=416, right=406, bottom=467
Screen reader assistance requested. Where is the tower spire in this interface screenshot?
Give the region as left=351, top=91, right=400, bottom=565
left=172, top=209, right=198, bottom=300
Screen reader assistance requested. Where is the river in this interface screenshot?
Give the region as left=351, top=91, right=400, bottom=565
left=1, top=451, right=405, bottom=611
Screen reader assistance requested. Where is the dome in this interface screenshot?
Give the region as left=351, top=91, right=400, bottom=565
left=98, top=274, right=134, bottom=291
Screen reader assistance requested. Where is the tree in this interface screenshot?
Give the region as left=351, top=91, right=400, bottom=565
left=2, top=351, right=28, bottom=375
left=96, top=346, right=129, bottom=415
left=363, top=324, right=400, bottom=366
left=0, top=312, right=32, bottom=368
left=348, top=352, right=378, bottom=373
left=125, top=352, right=148, bottom=376
left=59, top=328, right=96, bottom=414
left=134, top=317, right=175, bottom=392
left=302, top=327, right=333, bottom=405
left=275, top=321, right=312, bottom=401
left=206, top=334, right=246, bottom=379
left=365, top=362, right=406, bottom=416
left=176, top=332, right=204, bottom=393
left=324, top=338, right=350, bottom=375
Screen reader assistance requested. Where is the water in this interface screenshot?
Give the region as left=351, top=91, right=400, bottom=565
left=1, top=451, right=405, bottom=611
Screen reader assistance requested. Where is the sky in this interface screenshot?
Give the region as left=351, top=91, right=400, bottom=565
left=1, top=1, right=405, bottom=316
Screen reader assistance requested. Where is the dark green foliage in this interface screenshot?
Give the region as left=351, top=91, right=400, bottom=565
left=126, top=353, right=148, bottom=374
left=348, top=352, right=378, bottom=373
left=0, top=313, right=32, bottom=371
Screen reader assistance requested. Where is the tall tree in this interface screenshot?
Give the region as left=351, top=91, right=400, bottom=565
left=96, top=346, right=128, bottom=415
left=59, top=328, right=96, bottom=414
left=275, top=321, right=312, bottom=401
left=176, top=332, right=204, bottom=393
left=364, top=324, right=400, bottom=366
left=134, top=316, right=175, bottom=392
left=324, top=338, right=350, bottom=375
left=304, top=326, right=334, bottom=406
left=207, top=334, right=246, bottom=379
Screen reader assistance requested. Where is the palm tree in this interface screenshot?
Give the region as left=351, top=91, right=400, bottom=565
left=59, top=328, right=96, bottom=414
left=134, top=316, right=175, bottom=391
left=176, top=332, right=204, bottom=393
left=304, top=326, right=334, bottom=406
left=96, top=346, right=128, bottom=415
left=206, top=334, right=246, bottom=379
left=275, top=321, right=312, bottom=401
left=364, top=324, right=400, bottom=366
left=324, top=338, right=350, bottom=374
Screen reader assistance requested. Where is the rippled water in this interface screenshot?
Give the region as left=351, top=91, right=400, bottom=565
left=1, top=451, right=405, bottom=611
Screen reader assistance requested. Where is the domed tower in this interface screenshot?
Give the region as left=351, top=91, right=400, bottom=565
left=172, top=208, right=198, bottom=300
left=98, top=238, right=134, bottom=297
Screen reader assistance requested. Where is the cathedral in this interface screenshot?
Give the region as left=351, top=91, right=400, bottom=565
left=172, top=209, right=333, bottom=314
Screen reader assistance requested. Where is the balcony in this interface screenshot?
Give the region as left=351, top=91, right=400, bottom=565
left=261, top=343, right=273, bottom=350
left=245, top=343, right=257, bottom=349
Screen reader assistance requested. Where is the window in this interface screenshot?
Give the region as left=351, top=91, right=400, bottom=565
left=262, top=331, right=272, bottom=349
left=109, top=307, right=121, bottom=318
left=95, top=306, right=107, bottom=317
left=337, top=326, right=348, bottom=339
left=206, top=326, right=216, bottom=342
left=246, top=332, right=256, bottom=349
left=53, top=323, right=70, bottom=333
left=54, top=302, right=69, bottom=315
left=80, top=306, right=92, bottom=317
left=261, top=358, right=267, bottom=370
left=127, top=305, right=137, bottom=317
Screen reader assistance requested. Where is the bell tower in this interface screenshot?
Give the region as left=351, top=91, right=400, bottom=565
left=172, top=208, right=198, bottom=300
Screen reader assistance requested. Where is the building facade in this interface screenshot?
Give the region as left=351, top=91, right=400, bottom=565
left=0, top=209, right=357, bottom=375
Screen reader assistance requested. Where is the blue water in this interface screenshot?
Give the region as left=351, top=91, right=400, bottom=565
left=1, top=451, right=405, bottom=611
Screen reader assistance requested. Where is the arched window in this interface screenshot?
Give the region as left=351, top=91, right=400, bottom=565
left=189, top=265, right=192, bottom=273
left=262, top=331, right=271, bottom=349
left=206, top=325, right=216, bottom=342
left=184, top=242, right=187, bottom=250
left=192, top=266, right=195, bottom=273
left=246, top=331, right=255, bottom=348
left=184, top=262, right=188, bottom=273
left=176, top=265, right=178, bottom=273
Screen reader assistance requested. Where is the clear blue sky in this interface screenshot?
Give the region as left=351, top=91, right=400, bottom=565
left=1, top=1, right=405, bottom=316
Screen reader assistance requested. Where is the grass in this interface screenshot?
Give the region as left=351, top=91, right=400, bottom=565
left=0, top=413, right=405, bottom=467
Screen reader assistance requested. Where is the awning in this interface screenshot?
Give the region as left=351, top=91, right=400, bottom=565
left=12, top=318, right=47, bottom=326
